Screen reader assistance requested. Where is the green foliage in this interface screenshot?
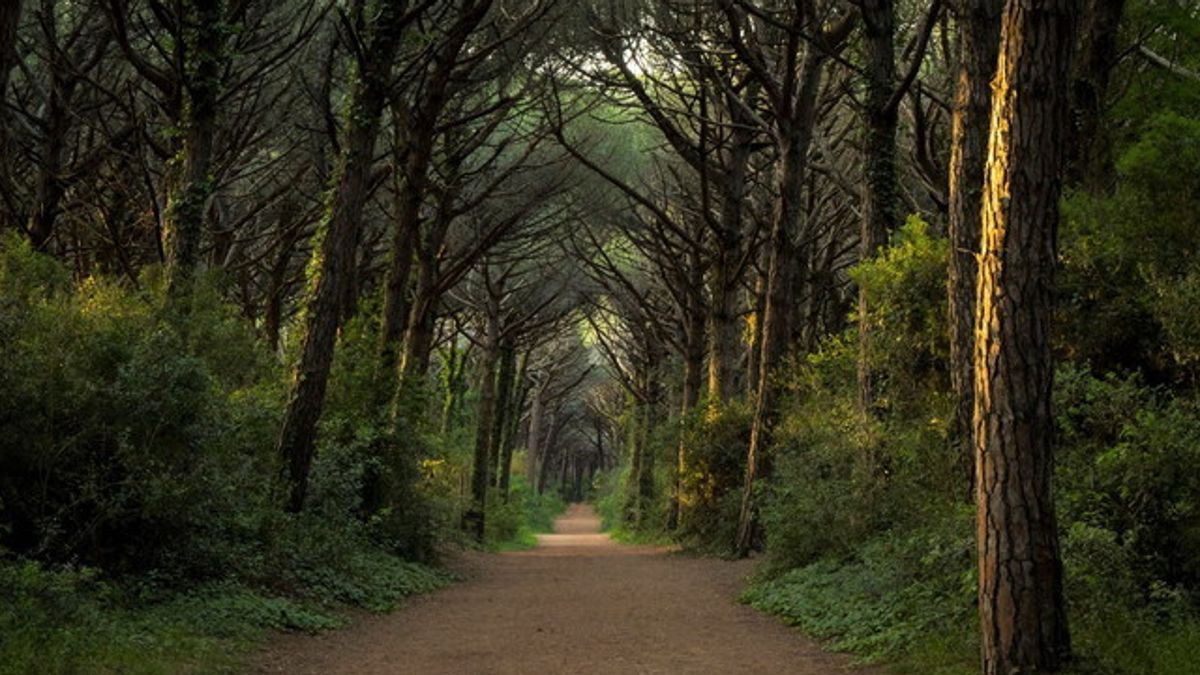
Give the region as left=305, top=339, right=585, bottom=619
left=1060, top=111, right=1200, bottom=376
left=850, top=216, right=950, bottom=403
left=485, top=477, right=567, bottom=551
left=754, top=211, right=1200, bottom=673
left=675, top=401, right=751, bottom=552
left=0, top=556, right=449, bottom=675
left=0, top=241, right=453, bottom=672
left=745, top=511, right=976, bottom=667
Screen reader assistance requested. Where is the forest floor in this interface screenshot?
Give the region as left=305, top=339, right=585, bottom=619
left=252, top=504, right=881, bottom=674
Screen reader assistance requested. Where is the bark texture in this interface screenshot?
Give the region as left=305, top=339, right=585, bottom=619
left=974, top=0, right=1076, bottom=670
left=277, top=0, right=409, bottom=513
left=948, top=0, right=1002, bottom=494
left=856, top=0, right=898, bottom=412
left=163, top=0, right=222, bottom=297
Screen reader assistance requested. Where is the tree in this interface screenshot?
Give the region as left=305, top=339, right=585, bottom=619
left=973, top=0, right=1077, bottom=670
left=947, top=0, right=1002, bottom=493
left=718, top=0, right=855, bottom=556
left=276, top=0, right=415, bottom=513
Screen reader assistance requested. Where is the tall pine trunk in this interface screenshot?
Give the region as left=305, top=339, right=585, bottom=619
left=948, top=0, right=1002, bottom=496
left=277, top=0, right=409, bottom=513
left=857, top=0, right=898, bottom=413
left=974, top=0, right=1076, bottom=670
left=163, top=0, right=222, bottom=298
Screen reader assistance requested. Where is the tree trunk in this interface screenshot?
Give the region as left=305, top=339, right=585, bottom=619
left=27, top=34, right=71, bottom=251
left=735, top=53, right=822, bottom=554
left=1068, top=0, right=1125, bottom=192
left=163, top=0, right=222, bottom=298
left=379, top=120, right=430, bottom=374
left=263, top=201, right=300, bottom=354
left=466, top=305, right=500, bottom=542
left=537, top=410, right=559, bottom=494
left=974, top=0, right=1076, bottom=670
left=707, top=106, right=754, bottom=404
left=524, top=381, right=545, bottom=487
left=948, top=0, right=1002, bottom=498
left=857, top=0, right=898, bottom=413
left=670, top=262, right=705, bottom=530
left=380, top=0, right=489, bottom=373
left=490, top=339, right=516, bottom=486
left=0, top=0, right=23, bottom=234
left=498, top=349, right=527, bottom=497
left=0, top=0, right=20, bottom=102
left=276, top=0, right=408, bottom=513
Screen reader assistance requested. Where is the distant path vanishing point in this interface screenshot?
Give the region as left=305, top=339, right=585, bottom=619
left=254, top=503, right=882, bottom=674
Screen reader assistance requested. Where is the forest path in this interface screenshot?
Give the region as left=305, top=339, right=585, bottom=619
left=253, top=503, right=881, bottom=674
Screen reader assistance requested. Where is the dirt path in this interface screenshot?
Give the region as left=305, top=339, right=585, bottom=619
left=254, top=504, right=882, bottom=674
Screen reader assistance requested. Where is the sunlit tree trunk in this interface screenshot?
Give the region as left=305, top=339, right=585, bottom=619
left=498, top=349, right=527, bottom=497
left=524, top=378, right=546, bottom=487
left=948, top=0, right=1002, bottom=496
left=974, top=0, right=1076, bottom=670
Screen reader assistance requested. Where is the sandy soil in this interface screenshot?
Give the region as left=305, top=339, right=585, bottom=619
left=253, top=504, right=883, bottom=674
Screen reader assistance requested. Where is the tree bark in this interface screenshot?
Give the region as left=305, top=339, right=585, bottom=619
left=948, top=0, right=1002, bottom=498
left=670, top=264, right=705, bottom=530
left=857, top=0, right=898, bottom=413
left=974, top=0, right=1076, bottom=671
left=0, top=0, right=20, bottom=101
left=524, top=379, right=546, bottom=487
left=379, top=0, right=491, bottom=373
left=466, top=298, right=501, bottom=541
left=490, top=339, right=516, bottom=486
left=707, top=102, right=754, bottom=404
left=498, top=349, right=527, bottom=497
left=0, top=0, right=23, bottom=234
left=277, top=0, right=409, bottom=513
left=735, top=51, right=824, bottom=554
left=163, top=0, right=222, bottom=298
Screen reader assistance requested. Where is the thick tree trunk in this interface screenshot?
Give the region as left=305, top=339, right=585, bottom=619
left=379, top=128, right=431, bottom=373
left=398, top=248, right=441, bottom=384
left=974, top=0, right=1076, bottom=671
left=857, top=0, right=898, bottom=413
left=276, top=0, right=408, bottom=513
left=948, top=0, right=1003, bottom=497
left=163, top=0, right=222, bottom=298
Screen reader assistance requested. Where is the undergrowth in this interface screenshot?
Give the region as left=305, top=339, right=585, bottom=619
left=0, top=556, right=450, bottom=675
